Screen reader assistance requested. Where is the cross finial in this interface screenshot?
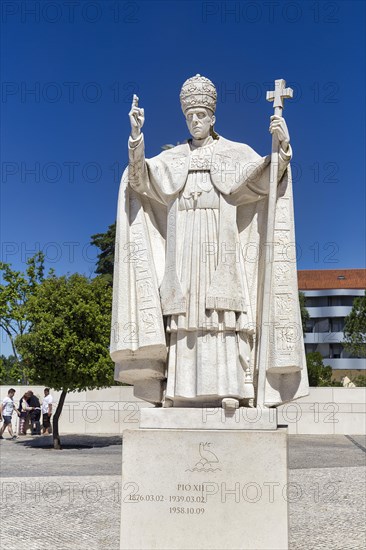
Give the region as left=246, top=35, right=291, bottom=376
left=266, top=79, right=293, bottom=115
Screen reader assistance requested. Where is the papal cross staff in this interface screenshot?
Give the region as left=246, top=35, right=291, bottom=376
left=256, top=79, right=293, bottom=408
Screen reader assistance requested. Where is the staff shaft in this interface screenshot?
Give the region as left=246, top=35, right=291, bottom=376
left=256, top=81, right=292, bottom=407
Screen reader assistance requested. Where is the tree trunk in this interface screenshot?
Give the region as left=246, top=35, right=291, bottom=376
left=52, top=389, right=67, bottom=450
left=7, top=332, right=19, bottom=361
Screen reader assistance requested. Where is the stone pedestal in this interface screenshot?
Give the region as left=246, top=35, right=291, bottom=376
left=140, top=407, right=278, bottom=430
left=120, top=423, right=289, bottom=550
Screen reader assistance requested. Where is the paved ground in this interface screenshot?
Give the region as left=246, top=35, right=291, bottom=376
left=0, top=434, right=365, bottom=549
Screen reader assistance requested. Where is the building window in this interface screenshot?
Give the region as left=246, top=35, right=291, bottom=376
left=314, top=318, right=330, bottom=333
left=328, top=296, right=355, bottom=307
left=306, top=296, right=328, bottom=307
left=330, top=344, right=343, bottom=359
left=305, top=344, right=317, bottom=353
left=305, top=318, right=332, bottom=333
left=330, top=318, right=344, bottom=332
left=305, top=295, right=356, bottom=308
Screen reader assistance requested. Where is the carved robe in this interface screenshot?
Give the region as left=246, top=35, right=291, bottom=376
left=110, top=134, right=309, bottom=406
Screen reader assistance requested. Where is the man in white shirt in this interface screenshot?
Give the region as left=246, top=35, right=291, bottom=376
left=0, top=388, right=20, bottom=440
left=41, top=388, right=53, bottom=435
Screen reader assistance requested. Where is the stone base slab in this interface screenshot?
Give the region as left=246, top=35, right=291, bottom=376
left=140, top=407, right=278, bottom=430
left=120, top=428, right=289, bottom=549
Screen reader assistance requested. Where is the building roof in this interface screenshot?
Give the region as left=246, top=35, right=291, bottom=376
left=298, top=269, right=366, bottom=290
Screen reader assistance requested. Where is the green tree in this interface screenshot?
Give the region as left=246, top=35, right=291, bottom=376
left=306, top=352, right=335, bottom=386
left=299, top=291, right=310, bottom=334
left=351, top=375, right=366, bottom=387
left=16, top=273, right=115, bottom=449
left=0, top=253, right=45, bottom=381
left=0, top=357, right=6, bottom=385
left=90, top=222, right=116, bottom=284
left=0, top=355, right=23, bottom=385
left=343, top=291, right=366, bottom=358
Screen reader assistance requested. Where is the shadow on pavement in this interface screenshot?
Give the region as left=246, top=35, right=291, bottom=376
left=13, top=434, right=122, bottom=450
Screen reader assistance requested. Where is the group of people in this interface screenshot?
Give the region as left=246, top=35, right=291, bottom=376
left=0, top=387, right=53, bottom=440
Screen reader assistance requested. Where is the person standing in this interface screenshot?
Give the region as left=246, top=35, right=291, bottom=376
left=18, top=392, right=31, bottom=435
left=0, top=388, right=20, bottom=440
left=41, top=388, right=53, bottom=435
left=27, top=391, right=41, bottom=435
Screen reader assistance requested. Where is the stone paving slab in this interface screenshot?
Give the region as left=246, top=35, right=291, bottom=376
left=288, top=434, right=366, bottom=469
left=0, top=475, right=120, bottom=550
left=289, top=466, right=366, bottom=550
left=0, top=434, right=122, bottom=477
left=0, top=468, right=365, bottom=550
left=0, top=434, right=365, bottom=549
left=1, top=433, right=365, bottom=477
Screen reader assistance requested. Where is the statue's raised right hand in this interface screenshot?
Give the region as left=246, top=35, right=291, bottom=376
left=129, top=94, right=145, bottom=139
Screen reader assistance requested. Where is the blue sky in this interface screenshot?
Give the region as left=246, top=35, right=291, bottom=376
left=1, top=0, right=365, bottom=353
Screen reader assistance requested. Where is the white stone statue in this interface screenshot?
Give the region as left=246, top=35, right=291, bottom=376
left=111, top=74, right=309, bottom=409
left=341, top=376, right=356, bottom=388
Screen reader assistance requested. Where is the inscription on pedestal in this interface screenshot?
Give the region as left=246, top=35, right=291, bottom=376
left=120, top=429, right=289, bottom=550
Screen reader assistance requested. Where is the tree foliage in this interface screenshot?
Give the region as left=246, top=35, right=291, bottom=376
left=343, top=292, right=366, bottom=358
left=90, top=222, right=116, bottom=284
left=0, top=355, right=23, bottom=385
left=299, top=291, right=309, bottom=334
left=306, top=352, right=341, bottom=387
left=0, top=253, right=45, bottom=382
left=351, top=375, right=366, bottom=387
left=16, top=273, right=114, bottom=391
left=16, top=273, right=115, bottom=448
left=0, top=357, right=6, bottom=384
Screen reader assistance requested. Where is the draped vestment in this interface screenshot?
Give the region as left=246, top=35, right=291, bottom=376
left=110, top=134, right=309, bottom=406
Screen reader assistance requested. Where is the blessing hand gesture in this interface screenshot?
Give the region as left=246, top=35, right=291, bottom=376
left=129, top=94, right=145, bottom=140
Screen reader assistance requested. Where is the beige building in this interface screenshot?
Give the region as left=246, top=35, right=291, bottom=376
left=298, top=269, right=366, bottom=381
